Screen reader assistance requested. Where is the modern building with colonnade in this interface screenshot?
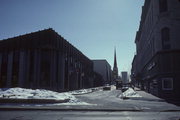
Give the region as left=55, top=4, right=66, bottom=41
left=0, top=28, right=94, bottom=92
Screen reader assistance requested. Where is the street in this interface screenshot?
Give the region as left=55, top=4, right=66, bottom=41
left=0, top=111, right=180, bottom=120
left=0, top=86, right=180, bottom=120
left=75, top=86, right=180, bottom=111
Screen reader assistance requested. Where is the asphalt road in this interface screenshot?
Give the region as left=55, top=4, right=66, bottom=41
left=75, top=86, right=180, bottom=112
left=0, top=110, right=180, bottom=120
left=75, top=87, right=139, bottom=110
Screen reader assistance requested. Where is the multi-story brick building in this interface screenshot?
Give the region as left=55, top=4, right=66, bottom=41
left=0, top=28, right=94, bottom=91
left=131, top=0, right=180, bottom=101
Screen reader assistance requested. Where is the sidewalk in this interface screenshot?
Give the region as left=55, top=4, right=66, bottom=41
left=133, top=87, right=164, bottom=102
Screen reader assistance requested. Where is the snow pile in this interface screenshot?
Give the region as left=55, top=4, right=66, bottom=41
left=60, top=99, right=92, bottom=105
left=0, top=88, right=73, bottom=100
left=0, top=87, right=93, bottom=105
left=119, top=88, right=142, bottom=98
left=70, top=89, right=92, bottom=95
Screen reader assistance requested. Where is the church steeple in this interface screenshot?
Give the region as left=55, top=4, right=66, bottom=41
left=114, top=48, right=117, bottom=69
left=113, top=47, right=118, bottom=80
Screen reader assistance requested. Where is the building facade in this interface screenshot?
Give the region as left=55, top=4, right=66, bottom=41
left=93, top=60, right=112, bottom=85
left=0, top=28, right=94, bottom=91
left=121, top=72, right=129, bottom=84
left=131, top=0, right=180, bottom=101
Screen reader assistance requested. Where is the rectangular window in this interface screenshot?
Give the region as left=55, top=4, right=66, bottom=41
left=162, top=78, right=173, bottom=90
left=161, top=28, right=171, bottom=50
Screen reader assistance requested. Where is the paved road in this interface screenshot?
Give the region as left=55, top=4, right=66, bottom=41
left=75, top=87, right=139, bottom=110
left=75, top=86, right=180, bottom=112
left=0, top=110, right=180, bottom=120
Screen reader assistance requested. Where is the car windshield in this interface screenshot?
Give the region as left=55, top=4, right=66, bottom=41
left=0, top=0, right=180, bottom=119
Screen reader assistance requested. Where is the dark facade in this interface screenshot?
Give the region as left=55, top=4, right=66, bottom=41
left=93, top=60, right=112, bottom=85
left=0, top=28, right=94, bottom=92
left=131, top=0, right=180, bottom=101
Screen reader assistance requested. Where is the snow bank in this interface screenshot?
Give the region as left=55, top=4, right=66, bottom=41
left=0, top=88, right=93, bottom=105
left=0, top=88, right=72, bottom=100
left=70, top=89, right=92, bottom=95
left=119, top=88, right=142, bottom=98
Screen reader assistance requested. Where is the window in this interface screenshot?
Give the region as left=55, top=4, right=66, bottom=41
left=159, top=0, right=168, bottom=13
left=161, top=27, right=171, bottom=50
left=162, top=78, right=173, bottom=90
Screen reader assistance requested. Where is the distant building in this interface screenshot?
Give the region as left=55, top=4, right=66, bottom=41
left=0, top=28, right=94, bottom=91
left=121, top=72, right=129, bottom=84
left=112, top=48, right=119, bottom=82
left=93, top=72, right=104, bottom=87
left=93, top=60, right=112, bottom=85
left=131, top=0, right=180, bottom=101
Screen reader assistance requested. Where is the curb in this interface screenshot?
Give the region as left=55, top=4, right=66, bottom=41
left=0, top=98, right=70, bottom=104
left=0, top=107, right=143, bottom=112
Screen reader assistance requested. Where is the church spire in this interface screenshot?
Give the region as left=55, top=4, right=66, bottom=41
left=114, top=47, right=117, bottom=69
left=113, top=47, right=118, bottom=80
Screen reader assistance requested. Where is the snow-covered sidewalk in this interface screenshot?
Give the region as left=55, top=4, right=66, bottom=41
left=134, top=88, right=164, bottom=101
left=119, top=87, right=165, bottom=102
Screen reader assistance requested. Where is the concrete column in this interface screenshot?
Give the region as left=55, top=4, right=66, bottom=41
left=50, top=50, right=57, bottom=90
left=79, top=65, right=83, bottom=89
left=64, top=54, right=69, bottom=90
left=57, top=52, right=65, bottom=91
left=25, top=50, right=30, bottom=88
left=33, top=50, right=41, bottom=88
left=18, top=51, right=26, bottom=87
left=74, top=61, right=79, bottom=90
left=33, top=50, right=37, bottom=88
left=50, top=50, right=57, bottom=91
left=50, top=50, right=53, bottom=89
left=54, top=51, right=57, bottom=90
left=7, top=51, right=13, bottom=87
left=18, top=51, right=25, bottom=87
left=66, top=56, right=70, bottom=91
left=37, top=50, right=41, bottom=88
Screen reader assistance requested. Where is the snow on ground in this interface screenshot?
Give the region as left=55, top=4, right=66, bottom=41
left=0, top=88, right=72, bottom=100
left=0, top=87, right=95, bottom=105
left=119, top=88, right=142, bottom=98
left=70, top=89, right=92, bottom=95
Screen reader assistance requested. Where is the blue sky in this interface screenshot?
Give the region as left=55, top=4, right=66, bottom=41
left=0, top=0, right=144, bottom=75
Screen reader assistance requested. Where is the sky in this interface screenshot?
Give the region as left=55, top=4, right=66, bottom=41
left=0, top=0, right=144, bottom=75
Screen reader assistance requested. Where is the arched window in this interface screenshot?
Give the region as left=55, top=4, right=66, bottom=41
left=159, top=0, right=168, bottom=13
left=161, top=27, right=171, bottom=49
